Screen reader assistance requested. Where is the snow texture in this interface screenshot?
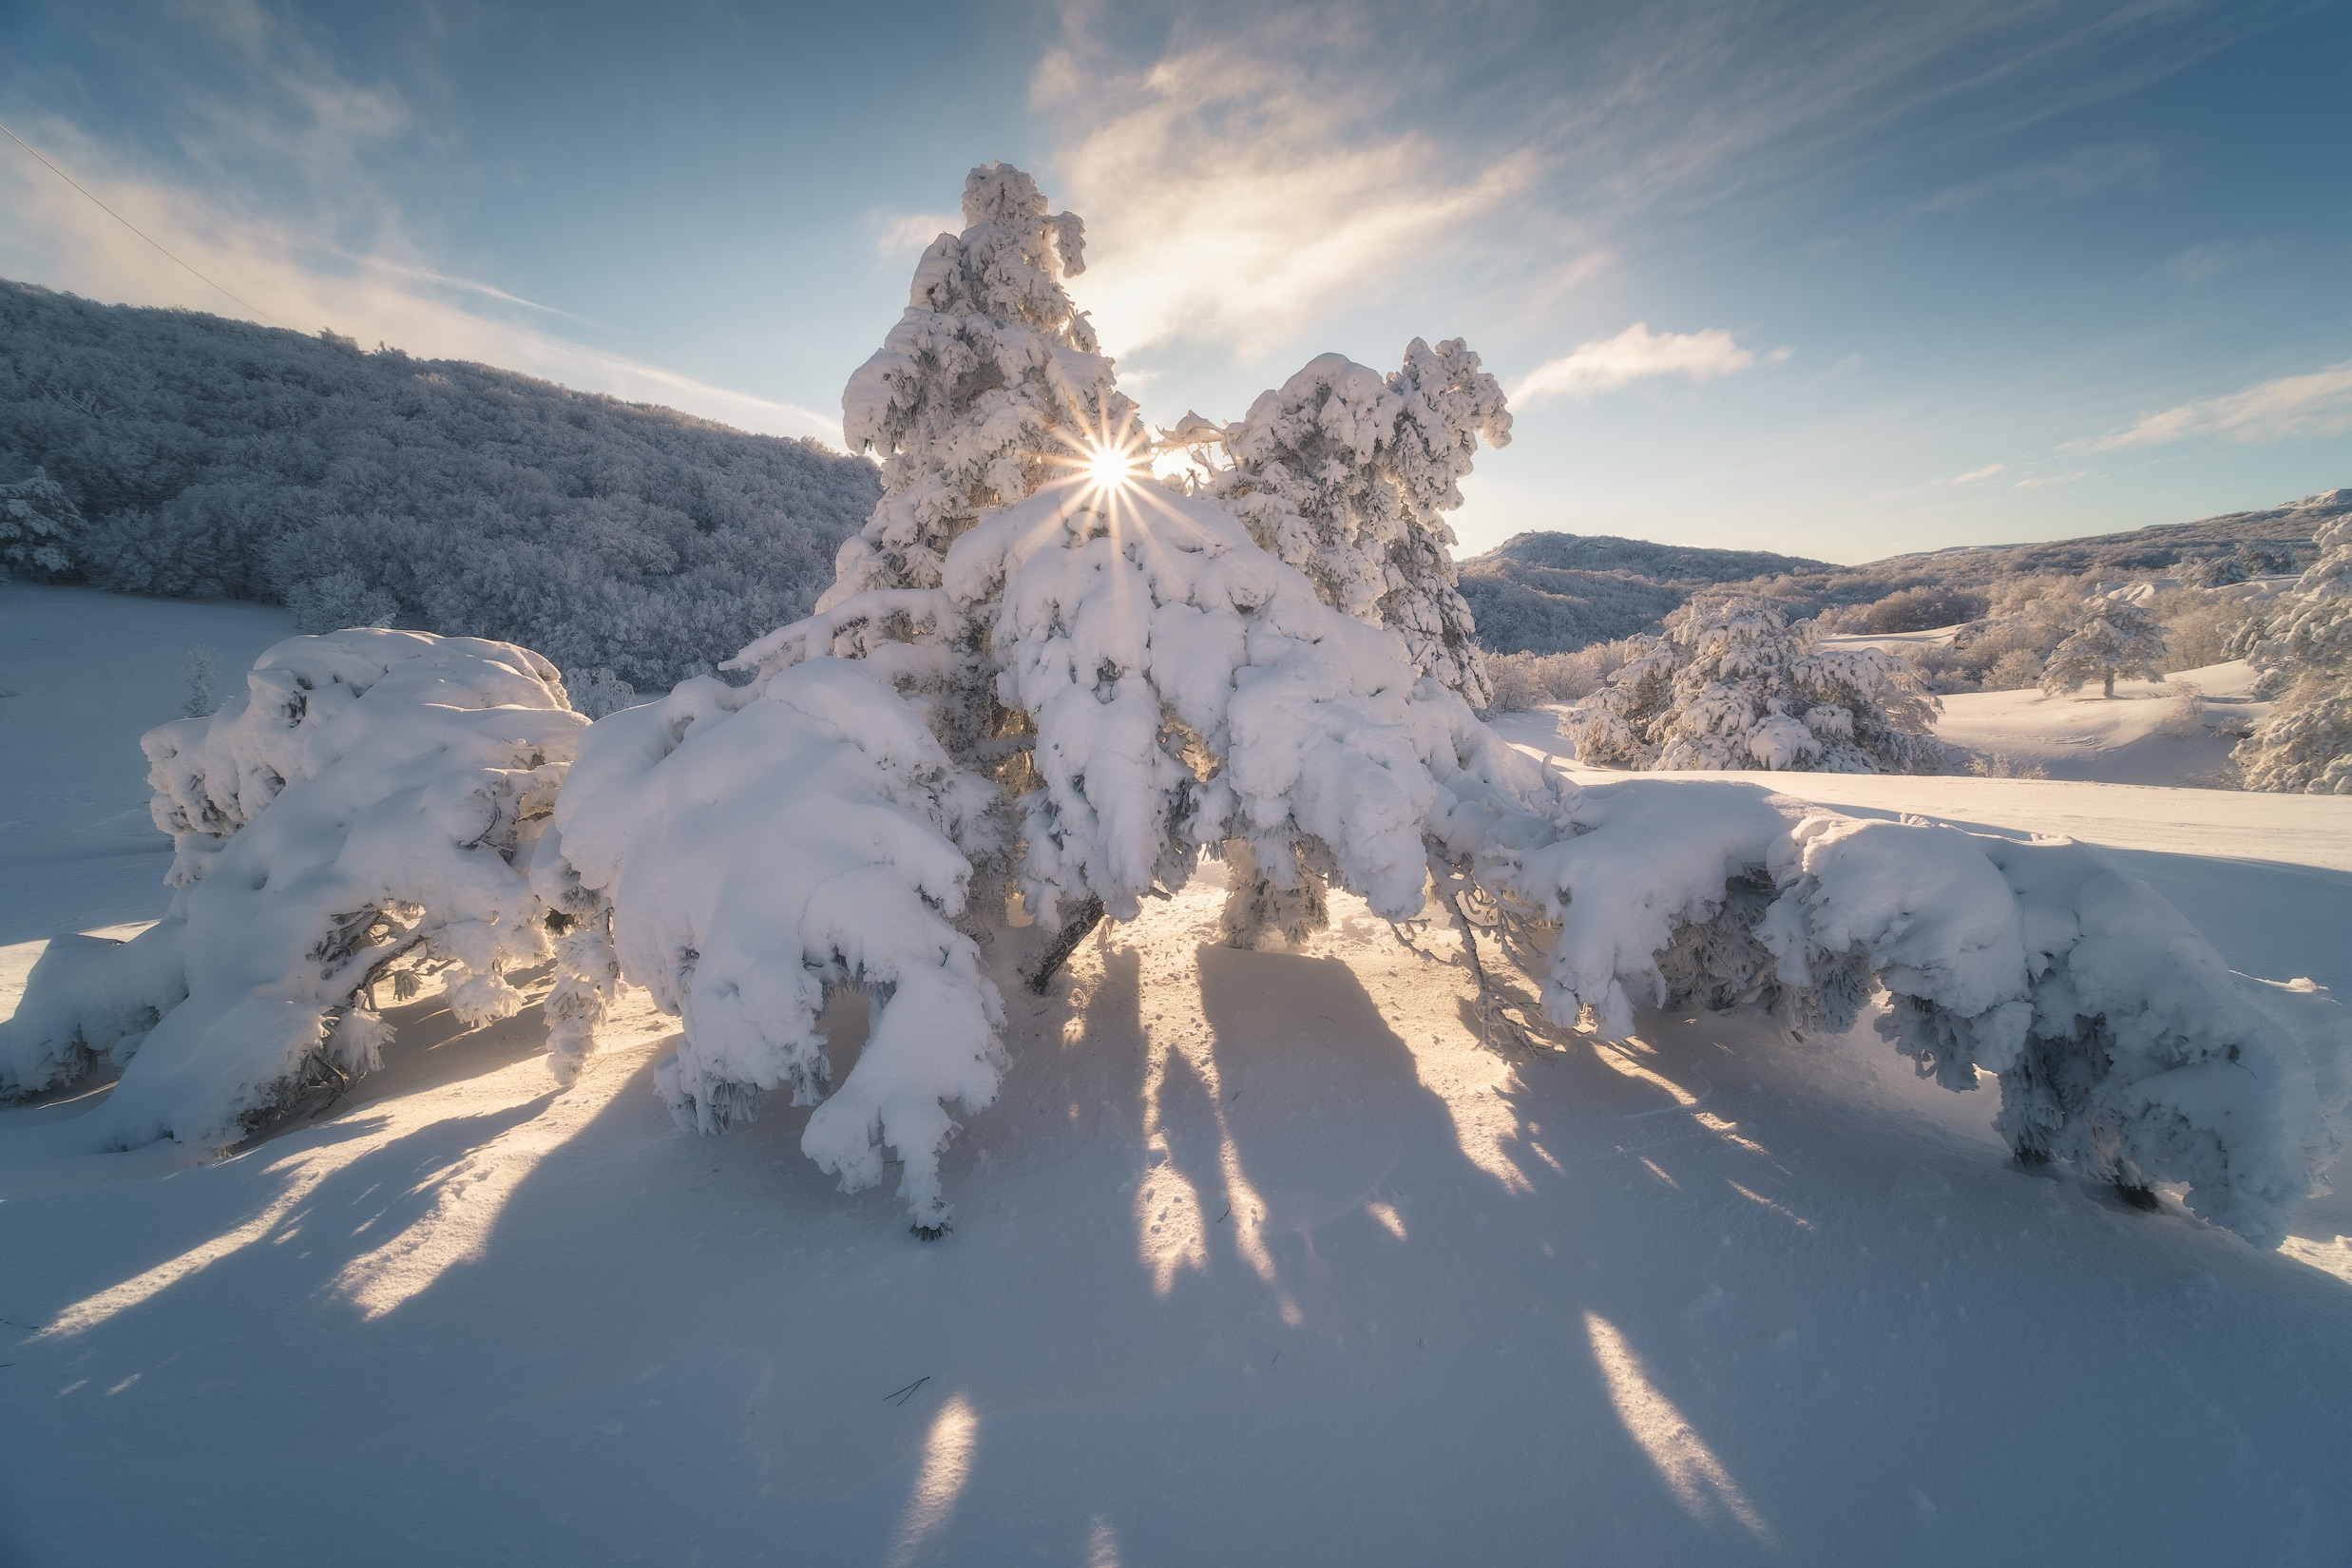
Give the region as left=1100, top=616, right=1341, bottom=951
left=0, top=630, right=582, bottom=1147
left=1561, top=595, right=1944, bottom=773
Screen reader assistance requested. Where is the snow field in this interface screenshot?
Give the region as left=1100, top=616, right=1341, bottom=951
left=6, top=866, right=2351, bottom=1565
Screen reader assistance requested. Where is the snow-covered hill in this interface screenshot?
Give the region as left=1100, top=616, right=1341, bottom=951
left=5, top=585, right=2351, bottom=1566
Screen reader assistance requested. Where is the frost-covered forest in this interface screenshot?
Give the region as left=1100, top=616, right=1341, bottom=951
left=0, top=280, right=879, bottom=693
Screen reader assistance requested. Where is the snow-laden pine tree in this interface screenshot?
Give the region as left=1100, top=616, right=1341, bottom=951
left=1560, top=595, right=1943, bottom=773
left=0, top=466, right=79, bottom=577
left=2232, top=516, right=2352, bottom=793
left=1181, top=340, right=1510, bottom=943
left=1209, top=339, right=1510, bottom=708
left=10, top=164, right=2348, bottom=1251
left=2040, top=597, right=2169, bottom=698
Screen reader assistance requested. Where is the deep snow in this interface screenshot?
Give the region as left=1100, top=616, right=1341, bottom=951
left=5, top=585, right=2351, bottom=1567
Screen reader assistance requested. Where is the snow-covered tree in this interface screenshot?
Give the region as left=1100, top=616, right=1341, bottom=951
left=2232, top=517, right=2352, bottom=794
left=0, top=465, right=79, bottom=577
left=0, top=631, right=583, bottom=1141
left=1209, top=339, right=1509, bottom=708
left=11, top=165, right=2348, bottom=1252
left=1560, top=595, right=1944, bottom=773
left=2040, top=598, right=2170, bottom=698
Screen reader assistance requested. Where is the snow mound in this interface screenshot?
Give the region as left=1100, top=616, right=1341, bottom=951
left=0, top=630, right=583, bottom=1146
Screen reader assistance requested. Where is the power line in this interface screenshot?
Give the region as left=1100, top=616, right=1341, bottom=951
left=0, top=118, right=288, bottom=329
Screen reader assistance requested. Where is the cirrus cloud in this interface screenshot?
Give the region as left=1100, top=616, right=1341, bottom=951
left=2069, top=361, right=2352, bottom=453
left=1511, top=323, right=1787, bottom=408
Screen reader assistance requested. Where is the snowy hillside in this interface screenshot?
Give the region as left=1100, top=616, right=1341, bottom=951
left=0, top=280, right=879, bottom=691
left=1467, top=490, right=2342, bottom=656
left=5, top=583, right=2351, bottom=1566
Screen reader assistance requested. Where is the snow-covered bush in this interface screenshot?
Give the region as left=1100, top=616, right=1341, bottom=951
left=2233, top=517, right=2352, bottom=794
left=1482, top=638, right=1649, bottom=713
left=0, top=630, right=583, bottom=1144
left=1560, top=595, right=1943, bottom=773
left=1861, top=583, right=1987, bottom=634
left=0, top=465, right=79, bottom=577
left=1495, top=786, right=2347, bottom=1245
left=2153, top=593, right=2260, bottom=672
left=1980, top=648, right=2045, bottom=691
left=2041, top=598, right=2169, bottom=698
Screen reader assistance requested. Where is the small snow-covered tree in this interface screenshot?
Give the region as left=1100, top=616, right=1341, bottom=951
left=2041, top=598, right=2169, bottom=698
left=1560, top=595, right=1943, bottom=773
left=2232, top=517, right=2352, bottom=793
left=0, top=631, right=583, bottom=1142
left=0, top=466, right=80, bottom=578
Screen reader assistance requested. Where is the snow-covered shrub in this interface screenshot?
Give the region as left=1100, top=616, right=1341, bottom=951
left=2232, top=518, right=2352, bottom=794
left=1965, top=752, right=2048, bottom=779
left=1981, top=647, right=2046, bottom=691
left=2151, top=590, right=2260, bottom=672
left=2042, top=598, right=2169, bottom=698
left=0, top=630, right=583, bottom=1144
left=0, top=465, right=79, bottom=577
left=1490, top=787, right=2347, bottom=1246
left=1861, top=584, right=1987, bottom=635
left=1560, top=595, right=1943, bottom=773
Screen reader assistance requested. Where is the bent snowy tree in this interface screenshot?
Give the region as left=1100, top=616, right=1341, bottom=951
left=6, top=164, right=2346, bottom=1248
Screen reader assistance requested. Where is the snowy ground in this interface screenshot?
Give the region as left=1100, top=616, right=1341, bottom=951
left=1930, top=660, right=2265, bottom=787
left=6, top=586, right=2352, bottom=1566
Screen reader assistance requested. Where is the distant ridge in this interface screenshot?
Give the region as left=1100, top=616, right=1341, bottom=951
left=1475, top=531, right=1839, bottom=581
left=1463, top=489, right=2345, bottom=655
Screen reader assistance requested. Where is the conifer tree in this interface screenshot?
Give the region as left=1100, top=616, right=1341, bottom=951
left=2039, top=599, right=2169, bottom=698
left=1561, top=595, right=1943, bottom=773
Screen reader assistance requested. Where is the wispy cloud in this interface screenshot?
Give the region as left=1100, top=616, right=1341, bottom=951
left=2069, top=362, right=2352, bottom=453
left=2013, top=468, right=2095, bottom=488
left=1512, top=324, right=1785, bottom=408
left=1948, top=462, right=2006, bottom=485
left=0, top=3, right=832, bottom=441
left=1913, top=142, right=2160, bottom=215
left=1033, top=1, right=2281, bottom=369
left=2162, top=240, right=2271, bottom=286
left=1033, top=10, right=1539, bottom=360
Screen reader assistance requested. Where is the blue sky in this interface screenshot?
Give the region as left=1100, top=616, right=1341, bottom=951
left=2, top=0, right=2346, bottom=562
